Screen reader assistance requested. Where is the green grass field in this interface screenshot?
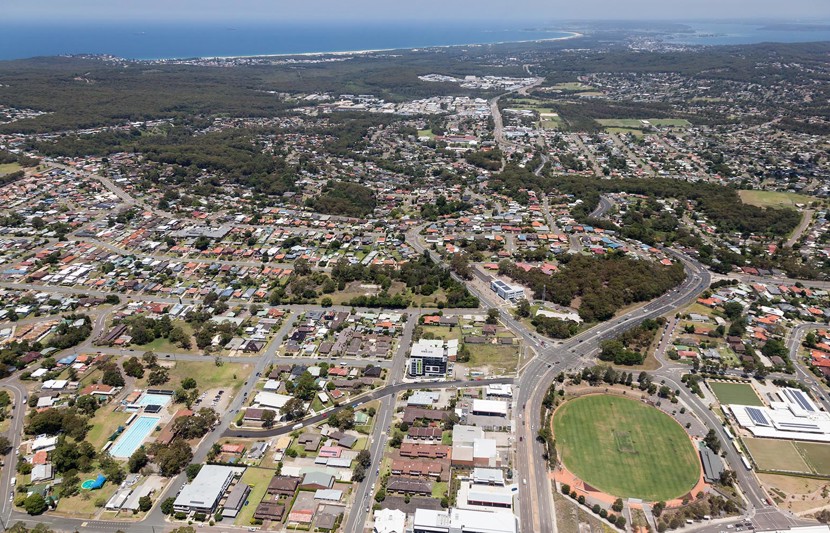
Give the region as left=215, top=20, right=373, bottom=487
left=597, top=118, right=691, bottom=129
left=737, top=190, right=813, bottom=209
left=709, top=382, right=763, bottom=406
left=605, top=127, right=644, bottom=138
left=744, top=438, right=811, bottom=473
left=795, top=442, right=830, bottom=476
left=467, top=344, right=519, bottom=374
left=0, top=163, right=22, bottom=176
left=553, top=395, right=700, bottom=501
left=550, top=82, right=595, bottom=91
left=234, top=467, right=275, bottom=526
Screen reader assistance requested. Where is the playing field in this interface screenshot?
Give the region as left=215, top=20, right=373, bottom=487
left=708, top=382, right=764, bottom=406
left=597, top=118, right=691, bottom=129
left=737, top=190, right=812, bottom=209
left=744, top=438, right=811, bottom=473
left=795, top=442, right=830, bottom=476
left=553, top=395, right=700, bottom=501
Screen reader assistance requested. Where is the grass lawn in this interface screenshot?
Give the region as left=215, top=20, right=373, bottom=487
left=553, top=395, right=700, bottom=501
left=685, top=302, right=716, bottom=317
left=708, top=382, right=763, bottom=406
left=605, top=127, right=644, bottom=137
left=234, top=467, right=275, bottom=526
left=0, top=163, right=22, bottom=176
left=795, top=442, right=830, bottom=475
left=550, top=82, right=595, bottom=91
left=598, top=118, right=690, bottom=129
left=163, top=360, right=252, bottom=393
left=441, top=430, right=453, bottom=445
left=132, top=321, right=197, bottom=354
left=467, top=344, right=519, bottom=374
left=421, top=326, right=460, bottom=341
left=311, top=396, right=326, bottom=412
left=55, top=481, right=119, bottom=518
left=744, top=438, right=811, bottom=473
left=738, top=190, right=813, bottom=209
left=432, top=481, right=448, bottom=499
left=417, top=129, right=435, bottom=138
left=87, top=408, right=132, bottom=449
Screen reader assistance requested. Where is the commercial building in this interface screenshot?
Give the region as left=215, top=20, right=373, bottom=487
left=413, top=507, right=518, bottom=533
left=173, top=465, right=242, bottom=514
left=728, top=387, right=830, bottom=443
left=472, top=399, right=508, bottom=417
left=221, top=483, right=251, bottom=518
left=374, top=508, right=406, bottom=533
left=409, top=339, right=448, bottom=377
left=490, top=279, right=524, bottom=301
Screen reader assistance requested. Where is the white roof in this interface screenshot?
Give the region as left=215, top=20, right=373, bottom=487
left=314, top=489, right=342, bottom=501
left=414, top=507, right=517, bottom=533
left=472, top=467, right=505, bottom=485
left=31, top=368, right=48, bottom=378
left=473, top=438, right=498, bottom=459
left=453, top=425, right=484, bottom=446
left=472, top=399, right=508, bottom=416
left=253, top=391, right=292, bottom=410
left=263, top=379, right=281, bottom=390
left=411, top=339, right=445, bottom=359
left=374, top=508, right=406, bottom=533
left=467, top=485, right=515, bottom=506
left=486, top=384, right=513, bottom=397
left=174, top=465, right=239, bottom=510
left=32, top=435, right=58, bottom=450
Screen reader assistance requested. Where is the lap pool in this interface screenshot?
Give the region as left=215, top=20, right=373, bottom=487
left=109, top=416, right=160, bottom=458
left=135, top=393, right=172, bottom=407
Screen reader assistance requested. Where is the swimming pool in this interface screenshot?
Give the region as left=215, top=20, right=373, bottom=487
left=135, top=393, right=172, bottom=407
left=109, top=416, right=160, bottom=458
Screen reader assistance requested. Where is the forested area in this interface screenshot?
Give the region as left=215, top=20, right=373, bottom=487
left=0, top=49, right=516, bottom=133
left=307, top=180, right=376, bottom=217
left=501, top=253, right=685, bottom=322
left=599, top=318, right=665, bottom=365
left=30, top=125, right=299, bottom=198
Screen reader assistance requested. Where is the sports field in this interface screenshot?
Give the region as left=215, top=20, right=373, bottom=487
left=708, top=382, right=763, bottom=406
left=597, top=118, right=691, bottom=129
left=796, top=442, right=830, bottom=476
left=553, top=395, right=700, bottom=501
left=738, top=190, right=812, bottom=209
left=744, top=438, right=811, bottom=473
left=744, top=438, right=830, bottom=475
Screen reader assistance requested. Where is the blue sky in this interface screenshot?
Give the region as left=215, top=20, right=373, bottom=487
left=5, top=0, right=829, bottom=22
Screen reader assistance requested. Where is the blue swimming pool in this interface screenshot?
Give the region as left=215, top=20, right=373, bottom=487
left=135, top=393, right=172, bottom=407
left=109, top=416, right=159, bottom=458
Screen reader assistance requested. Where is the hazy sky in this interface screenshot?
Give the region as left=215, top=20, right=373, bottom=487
left=5, top=0, right=829, bottom=23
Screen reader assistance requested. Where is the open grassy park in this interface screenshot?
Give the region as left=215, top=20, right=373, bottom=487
left=744, top=438, right=812, bottom=473
left=553, top=395, right=700, bottom=501
left=744, top=438, right=830, bottom=475
left=737, top=190, right=813, bottom=209
left=708, top=382, right=764, bottom=406
left=0, top=163, right=22, bottom=175
left=597, top=118, right=691, bottom=129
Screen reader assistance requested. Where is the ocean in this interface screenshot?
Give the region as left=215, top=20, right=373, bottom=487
left=1, top=21, right=828, bottom=62
left=665, top=21, right=830, bottom=46
left=0, top=23, right=576, bottom=61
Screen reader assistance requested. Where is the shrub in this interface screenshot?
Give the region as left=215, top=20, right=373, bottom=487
left=592, top=504, right=601, bottom=514
left=578, top=495, right=585, bottom=505
left=561, top=483, right=571, bottom=494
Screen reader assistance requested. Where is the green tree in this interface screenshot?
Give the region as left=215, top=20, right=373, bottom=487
left=128, top=447, right=148, bottom=473
left=138, top=495, right=152, bottom=512
left=160, top=497, right=175, bottom=515
left=24, top=493, right=48, bottom=515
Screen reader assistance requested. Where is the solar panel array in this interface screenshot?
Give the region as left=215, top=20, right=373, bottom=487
left=785, top=388, right=815, bottom=412
left=745, top=407, right=771, bottom=426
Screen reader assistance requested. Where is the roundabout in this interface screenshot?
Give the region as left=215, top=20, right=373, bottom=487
left=553, top=394, right=702, bottom=502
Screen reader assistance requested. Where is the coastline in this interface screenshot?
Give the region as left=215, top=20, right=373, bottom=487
left=146, top=31, right=584, bottom=62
